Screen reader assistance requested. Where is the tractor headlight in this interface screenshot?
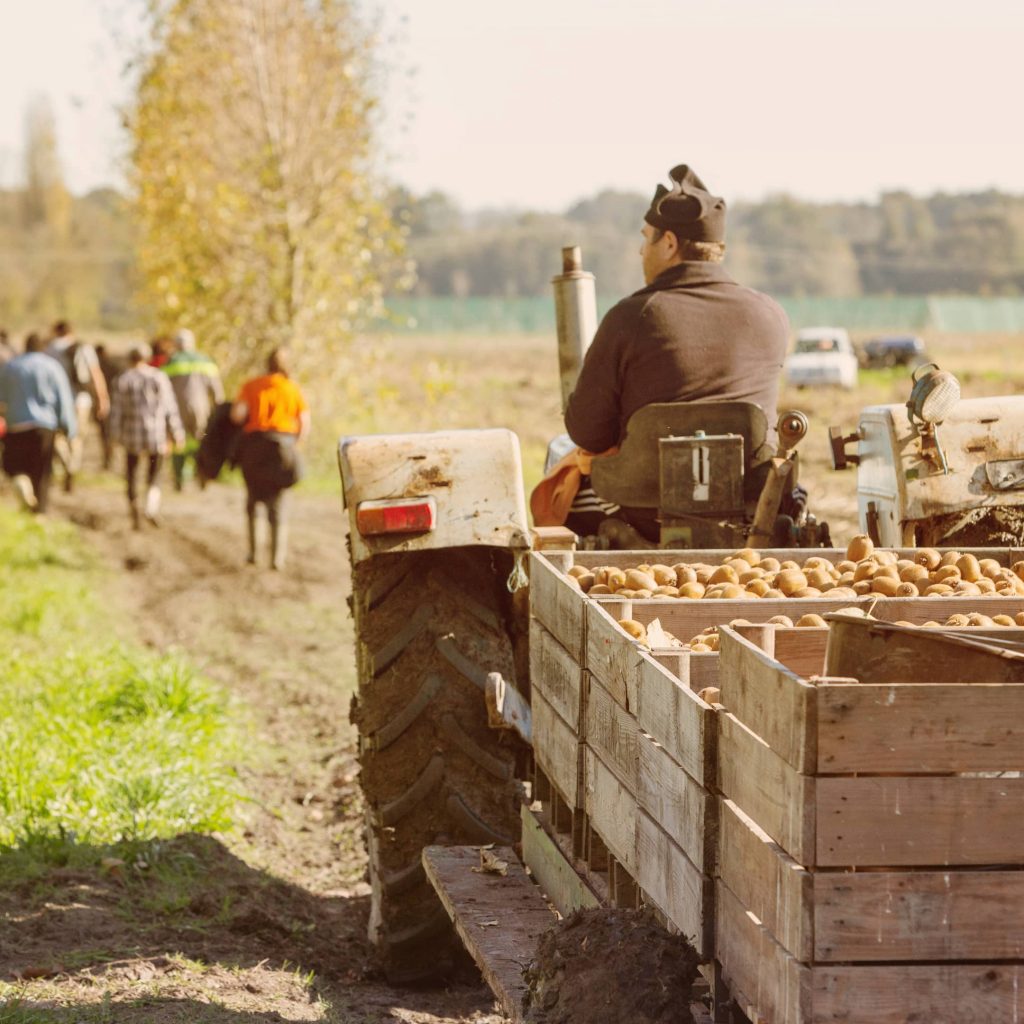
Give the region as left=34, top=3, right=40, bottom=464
left=907, top=363, right=960, bottom=427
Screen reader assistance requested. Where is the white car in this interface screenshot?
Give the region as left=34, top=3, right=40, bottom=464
left=784, top=327, right=858, bottom=390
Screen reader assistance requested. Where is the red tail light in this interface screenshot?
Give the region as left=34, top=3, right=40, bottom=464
left=356, top=497, right=437, bottom=536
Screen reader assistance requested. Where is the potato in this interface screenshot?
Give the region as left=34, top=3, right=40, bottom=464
left=709, top=583, right=744, bottom=600
left=690, top=642, right=713, bottom=653
left=837, top=571, right=856, bottom=587
left=945, top=613, right=971, bottom=627
left=565, top=574, right=582, bottom=590
left=806, top=567, right=833, bottom=591
left=673, top=564, right=698, bottom=585
left=653, top=585, right=679, bottom=597
left=993, top=615, right=1016, bottom=627
left=650, top=564, right=677, bottom=587
left=763, top=588, right=785, bottom=599
left=702, top=633, right=721, bottom=652
left=967, top=613, right=995, bottom=627
left=934, top=564, right=962, bottom=584
left=1013, top=561, right=1024, bottom=581
left=977, top=578, right=997, bottom=594
left=606, top=569, right=627, bottom=591
left=953, top=581, right=982, bottom=596
left=793, top=587, right=823, bottom=598
left=625, top=568, right=657, bottom=591
left=731, top=548, right=760, bottom=565
left=567, top=565, right=589, bottom=579
left=766, top=614, right=794, bottom=627
left=725, top=557, right=752, bottom=575
left=576, top=572, right=596, bottom=592
left=896, top=558, right=915, bottom=571
left=875, top=550, right=898, bottom=567
left=618, top=619, right=648, bottom=641
left=847, top=534, right=874, bottom=561
left=922, top=620, right=942, bottom=627
left=678, top=581, right=706, bottom=599
left=836, top=559, right=857, bottom=574
left=852, top=580, right=873, bottom=596
left=1016, top=612, right=1024, bottom=626
left=915, top=548, right=941, bottom=569
left=708, top=565, right=737, bottom=585
left=744, top=579, right=770, bottom=597
left=617, top=589, right=639, bottom=599
left=873, top=564, right=900, bottom=581
left=779, top=559, right=800, bottom=571
left=633, top=589, right=653, bottom=599
left=925, top=583, right=954, bottom=596
left=588, top=583, right=613, bottom=595
left=900, top=564, right=929, bottom=583
left=895, top=582, right=919, bottom=597
left=853, top=561, right=878, bottom=582
left=776, top=569, right=808, bottom=596
left=979, top=558, right=1003, bottom=578
left=829, top=587, right=859, bottom=599
left=795, top=613, right=827, bottom=627
left=871, top=576, right=900, bottom=596
left=938, top=550, right=962, bottom=567
left=802, top=556, right=833, bottom=572
left=957, top=554, right=982, bottom=582
left=739, top=568, right=766, bottom=584
left=893, top=620, right=916, bottom=627
left=697, top=686, right=721, bottom=704
left=695, top=567, right=715, bottom=585
left=760, top=557, right=782, bottom=573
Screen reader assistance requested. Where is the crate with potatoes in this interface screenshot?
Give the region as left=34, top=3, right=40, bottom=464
left=712, top=615, right=1024, bottom=1024
left=528, top=538, right=1024, bottom=986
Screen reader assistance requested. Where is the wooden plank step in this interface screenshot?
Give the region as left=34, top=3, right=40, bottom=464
left=423, top=845, right=555, bottom=1021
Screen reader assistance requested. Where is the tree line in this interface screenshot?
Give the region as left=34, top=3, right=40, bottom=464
left=396, top=187, right=1024, bottom=300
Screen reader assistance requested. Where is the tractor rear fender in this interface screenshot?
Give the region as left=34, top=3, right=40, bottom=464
left=339, top=428, right=531, bottom=565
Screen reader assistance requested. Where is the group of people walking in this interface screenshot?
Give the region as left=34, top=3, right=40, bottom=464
left=0, top=324, right=310, bottom=571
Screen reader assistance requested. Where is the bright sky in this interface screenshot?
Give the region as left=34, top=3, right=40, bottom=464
left=3, top=0, right=1023, bottom=210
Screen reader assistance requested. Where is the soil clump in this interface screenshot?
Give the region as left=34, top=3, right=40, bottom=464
left=522, top=907, right=700, bottom=1024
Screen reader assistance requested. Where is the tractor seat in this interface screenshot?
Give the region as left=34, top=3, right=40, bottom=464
left=589, top=401, right=771, bottom=509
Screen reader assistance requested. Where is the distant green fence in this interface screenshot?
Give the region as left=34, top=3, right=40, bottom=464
left=374, top=295, right=1024, bottom=334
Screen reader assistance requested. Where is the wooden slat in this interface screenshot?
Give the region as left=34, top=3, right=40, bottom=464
left=583, top=748, right=637, bottom=872
left=634, top=809, right=713, bottom=958
left=718, top=711, right=815, bottom=866
left=771, top=628, right=828, bottom=679
left=817, top=776, right=1024, bottom=867
left=423, top=845, right=555, bottom=1022
left=636, top=655, right=715, bottom=787
left=717, top=798, right=813, bottom=963
left=584, top=675, right=640, bottom=791
left=532, top=690, right=580, bottom=810
left=817, top=681, right=1024, bottom=773
left=810, top=963, right=1024, bottom=1024
left=715, top=879, right=811, bottom=1024
left=825, top=612, right=1024, bottom=682
left=637, top=731, right=713, bottom=872
left=520, top=805, right=599, bottom=917
left=585, top=599, right=644, bottom=711
left=529, top=618, right=584, bottom=732
left=814, top=868, right=1024, bottom=962
left=718, top=628, right=817, bottom=774
left=529, top=551, right=585, bottom=661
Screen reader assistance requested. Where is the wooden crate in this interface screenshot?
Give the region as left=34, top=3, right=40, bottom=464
left=714, top=624, right=1024, bottom=1024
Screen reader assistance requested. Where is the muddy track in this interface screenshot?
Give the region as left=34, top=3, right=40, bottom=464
left=0, top=465, right=508, bottom=1023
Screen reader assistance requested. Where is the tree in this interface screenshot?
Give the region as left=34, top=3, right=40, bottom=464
left=22, top=95, right=71, bottom=240
left=128, top=0, right=404, bottom=379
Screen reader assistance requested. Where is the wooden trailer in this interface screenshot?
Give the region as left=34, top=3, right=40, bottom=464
left=426, top=547, right=1024, bottom=1023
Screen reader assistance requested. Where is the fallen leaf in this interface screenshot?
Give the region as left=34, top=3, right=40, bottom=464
left=472, top=848, right=509, bottom=876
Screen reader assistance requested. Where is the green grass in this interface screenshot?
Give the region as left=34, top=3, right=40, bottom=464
left=0, top=507, right=241, bottom=872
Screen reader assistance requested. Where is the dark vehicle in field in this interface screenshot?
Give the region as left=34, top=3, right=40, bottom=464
left=860, top=334, right=927, bottom=369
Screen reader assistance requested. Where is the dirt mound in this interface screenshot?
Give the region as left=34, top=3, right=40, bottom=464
left=521, top=907, right=700, bottom=1024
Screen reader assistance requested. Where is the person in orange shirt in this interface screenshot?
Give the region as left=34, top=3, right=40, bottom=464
left=231, top=348, right=310, bottom=570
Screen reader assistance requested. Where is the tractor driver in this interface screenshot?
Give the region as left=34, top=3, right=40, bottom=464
left=557, top=163, right=791, bottom=540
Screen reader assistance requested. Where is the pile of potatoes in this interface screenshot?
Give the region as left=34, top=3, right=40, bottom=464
left=617, top=612, right=832, bottom=653
left=563, top=534, right=1024, bottom=602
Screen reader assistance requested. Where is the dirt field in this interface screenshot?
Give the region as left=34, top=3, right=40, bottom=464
left=4, top=327, right=1021, bottom=1021
left=0, top=472, right=507, bottom=1022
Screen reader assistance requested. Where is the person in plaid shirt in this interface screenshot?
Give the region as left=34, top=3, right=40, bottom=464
left=109, top=343, right=185, bottom=529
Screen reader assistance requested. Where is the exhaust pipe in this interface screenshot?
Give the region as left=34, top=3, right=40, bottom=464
left=552, top=246, right=597, bottom=412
